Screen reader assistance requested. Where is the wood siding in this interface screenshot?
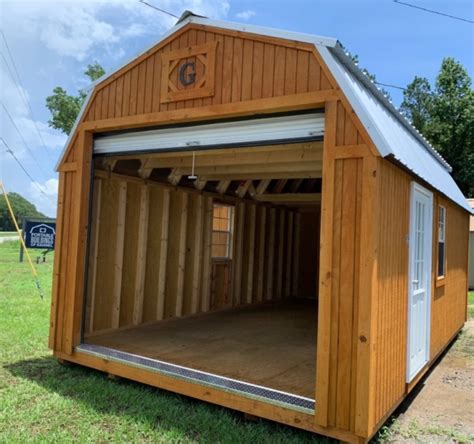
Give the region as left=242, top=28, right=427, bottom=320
left=372, top=160, right=410, bottom=426
left=83, top=26, right=332, bottom=123
left=372, top=159, right=469, bottom=429
left=85, top=176, right=303, bottom=334
left=315, top=100, right=378, bottom=437
left=430, top=198, right=469, bottom=357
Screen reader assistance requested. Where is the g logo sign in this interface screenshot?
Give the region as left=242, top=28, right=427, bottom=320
left=179, top=62, right=196, bottom=86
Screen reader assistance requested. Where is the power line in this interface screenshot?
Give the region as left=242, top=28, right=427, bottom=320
left=0, top=101, right=50, bottom=179
left=0, top=137, right=53, bottom=201
left=0, top=30, right=56, bottom=164
left=138, top=0, right=179, bottom=18
left=374, top=81, right=406, bottom=91
left=393, top=0, right=474, bottom=24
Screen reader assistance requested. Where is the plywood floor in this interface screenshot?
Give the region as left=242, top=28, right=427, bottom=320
left=88, top=299, right=317, bottom=398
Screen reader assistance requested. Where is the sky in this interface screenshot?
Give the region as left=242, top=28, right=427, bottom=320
left=0, top=0, right=472, bottom=217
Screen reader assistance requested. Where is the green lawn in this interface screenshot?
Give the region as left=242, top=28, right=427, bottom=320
left=0, top=240, right=328, bottom=443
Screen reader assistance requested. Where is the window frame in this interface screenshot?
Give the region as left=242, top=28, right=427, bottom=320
left=211, top=203, right=235, bottom=260
left=436, top=203, right=447, bottom=285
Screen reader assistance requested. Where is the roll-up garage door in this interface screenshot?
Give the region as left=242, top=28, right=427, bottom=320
left=94, top=112, right=324, bottom=155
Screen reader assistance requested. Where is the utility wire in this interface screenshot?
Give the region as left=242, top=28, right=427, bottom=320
left=0, top=137, right=54, bottom=202
left=138, top=0, right=179, bottom=18
left=1, top=101, right=50, bottom=179
left=374, top=81, right=406, bottom=91
left=0, top=30, right=56, bottom=164
left=393, top=0, right=473, bottom=24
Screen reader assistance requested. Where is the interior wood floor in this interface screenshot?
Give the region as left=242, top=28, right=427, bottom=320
left=87, top=299, right=317, bottom=398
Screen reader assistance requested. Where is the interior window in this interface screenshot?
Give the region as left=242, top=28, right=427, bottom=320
left=211, top=204, right=234, bottom=258
left=437, top=205, right=446, bottom=278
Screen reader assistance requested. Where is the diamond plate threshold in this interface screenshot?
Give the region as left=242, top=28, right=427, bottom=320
left=77, top=343, right=315, bottom=414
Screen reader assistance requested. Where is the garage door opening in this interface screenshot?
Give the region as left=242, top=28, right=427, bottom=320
left=81, top=118, right=323, bottom=413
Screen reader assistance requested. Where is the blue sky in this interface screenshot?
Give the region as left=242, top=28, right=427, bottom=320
left=0, top=0, right=472, bottom=216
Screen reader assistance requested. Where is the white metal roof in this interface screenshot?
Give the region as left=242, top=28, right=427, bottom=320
left=56, top=12, right=471, bottom=213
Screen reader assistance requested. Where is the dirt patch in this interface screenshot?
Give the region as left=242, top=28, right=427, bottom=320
left=379, top=319, right=474, bottom=443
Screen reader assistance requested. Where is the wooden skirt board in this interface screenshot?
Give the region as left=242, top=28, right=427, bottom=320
left=87, top=298, right=317, bottom=398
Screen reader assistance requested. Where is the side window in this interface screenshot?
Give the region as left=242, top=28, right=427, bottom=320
left=211, top=204, right=234, bottom=259
left=437, top=205, right=446, bottom=278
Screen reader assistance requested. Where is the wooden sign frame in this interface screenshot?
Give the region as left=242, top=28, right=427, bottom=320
left=160, top=41, right=218, bottom=103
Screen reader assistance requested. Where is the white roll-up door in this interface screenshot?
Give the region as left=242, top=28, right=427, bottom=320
left=94, top=112, right=324, bottom=155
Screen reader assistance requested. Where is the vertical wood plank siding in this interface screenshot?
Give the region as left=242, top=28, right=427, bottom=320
left=373, top=161, right=410, bottom=425
left=316, top=99, right=377, bottom=434
left=85, top=178, right=301, bottom=333
left=372, top=160, right=469, bottom=429
left=83, top=28, right=331, bottom=122
left=430, top=200, right=469, bottom=356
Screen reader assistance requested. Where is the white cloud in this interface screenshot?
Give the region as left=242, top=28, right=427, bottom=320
left=29, top=178, right=58, bottom=217
left=235, top=9, right=256, bottom=20
left=1, top=0, right=230, bottom=62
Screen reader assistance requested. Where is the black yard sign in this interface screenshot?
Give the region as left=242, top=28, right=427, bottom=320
left=24, top=219, right=56, bottom=249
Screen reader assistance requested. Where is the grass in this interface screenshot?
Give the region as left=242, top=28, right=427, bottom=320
left=0, top=240, right=329, bottom=443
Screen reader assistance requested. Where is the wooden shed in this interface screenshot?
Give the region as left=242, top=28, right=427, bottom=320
left=49, top=13, right=472, bottom=443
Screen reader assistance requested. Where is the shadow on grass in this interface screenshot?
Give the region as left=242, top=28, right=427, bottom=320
left=5, top=355, right=334, bottom=443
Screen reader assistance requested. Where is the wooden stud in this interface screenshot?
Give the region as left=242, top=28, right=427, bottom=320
left=265, top=208, right=276, bottom=300
left=87, top=178, right=102, bottom=333
left=216, top=179, right=231, bottom=194
left=315, top=100, right=337, bottom=427
left=256, top=206, right=267, bottom=302
left=292, top=212, right=301, bottom=297
left=245, top=204, right=257, bottom=304
left=138, top=159, right=153, bottom=179
left=194, top=178, right=207, bottom=190
left=112, top=181, right=127, bottom=329
left=156, top=188, right=170, bottom=320
left=248, top=183, right=257, bottom=197
left=175, top=193, right=188, bottom=317
left=354, top=155, right=379, bottom=436
left=168, top=169, right=182, bottom=186
left=132, top=185, right=149, bottom=325
left=256, top=179, right=271, bottom=195
left=276, top=209, right=285, bottom=299
left=236, top=179, right=252, bottom=198
left=191, top=195, right=204, bottom=314
left=233, top=202, right=245, bottom=305
left=273, top=179, right=288, bottom=194
left=290, top=179, right=304, bottom=193
left=201, top=197, right=213, bottom=312
left=285, top=211, right=294, bottom=298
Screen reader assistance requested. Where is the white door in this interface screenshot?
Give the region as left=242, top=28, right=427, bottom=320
left=407, top=182, right=433, bottom=382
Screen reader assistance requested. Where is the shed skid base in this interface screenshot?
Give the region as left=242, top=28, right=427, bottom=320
left=76, top=343, right=315, bottom=413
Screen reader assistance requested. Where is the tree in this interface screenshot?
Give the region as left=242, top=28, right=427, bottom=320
left=401, top=58, right=474, bottom=197
left=0, top=192, right=46, bottom=231
left=399, top=76, right=432, bottom=134
left=46, top=62, right=105, bottom=135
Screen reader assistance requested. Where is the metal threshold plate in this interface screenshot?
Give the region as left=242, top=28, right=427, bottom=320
left=77, top=343, right=315, bottom=414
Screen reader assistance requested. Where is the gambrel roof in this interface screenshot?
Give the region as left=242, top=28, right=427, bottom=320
left=58, top=12, right=471, bottom=213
